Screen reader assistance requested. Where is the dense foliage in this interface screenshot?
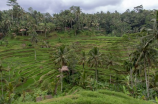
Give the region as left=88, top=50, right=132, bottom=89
left=0, top=1, right=154, bottom=37
left=0, top=0, right=158, bottom=104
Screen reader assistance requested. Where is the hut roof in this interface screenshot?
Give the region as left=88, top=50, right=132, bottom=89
left=58, top=66, right=69, bottom=72
left=20, top=29, right=26, bottom=32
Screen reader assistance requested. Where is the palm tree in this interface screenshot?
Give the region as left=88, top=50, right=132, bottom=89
left=134, top=10, right=158, bottom=68
left=28, top=22, right=38, bottom=60
left=76, top=6, right=81, bottom=29
left=54, top=45, right=70, bottom=92
left=88, top=47, right=103, bottom=82
left=106, top=53, right=117, bottom=84
left=128, top=11, right=158, bottom=98
left=43, top=22, right=49, bottom=38
left=78, top=51, right=87, bottom=87
left=104, top=51, right=121, bottom=85
left=79, top=51, right=87, bottom=87
left=1, top=13, right=12, bottom=36
left=69, top=6, right=82, bottom=35
left=54, top=45, right=70, bottom=67
left=92, top=20, right=99, bottom=30
left=68, top=13, right=74, bottom=29
left=143, top=45, right=157, bottom=98
left=79, top=51, right=86, bottom=72
left=7, top=0, right=17, bottom=21
left=131, top=40, right=158, bottom=98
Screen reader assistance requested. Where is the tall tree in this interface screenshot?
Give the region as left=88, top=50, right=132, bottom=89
left=7, top=0, right=18, bottom=21
left=133, top=10, right=158, bottom=73
left=88, top=47, right=103, bottom=82
left=79, top=51, right=86, bottom=72
left=131, top=38, right=158, bottom=98
left=106, top=53, right=116, bottom=84
left=54, top=45, right=70, bottom=92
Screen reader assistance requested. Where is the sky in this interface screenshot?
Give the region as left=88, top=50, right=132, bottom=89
left=0, top=0, right=158, bottom=14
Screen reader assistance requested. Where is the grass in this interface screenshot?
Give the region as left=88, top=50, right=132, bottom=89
left=17, top=89, right=154, bottom=104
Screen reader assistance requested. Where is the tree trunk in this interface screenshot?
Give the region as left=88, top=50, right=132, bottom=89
left=144, top=58, right=149, bottom=98
left=44, top=41, right=49, bottom=48
left=109, top=66, right=112, bottom=84
left=71, top=21, right=72, bottom=29
left=145, top=68, right=149, bottom=98
left=130, top=68, right=133, bottom=87
left=35, top=50, right=36, bottom=60
left=65, top=22, right=66, bottom=32
left=9, top=67, right=10, bottom=82
left=147, top=64, right=150, bottom=98
left=54, top=80, right=59, bottom=95
left=12, top=10, right=13, bottom=21
left=135, top=73, right=137, bottom=87
left=83, top=63, right=84, bottom=72
left=95, top=67, right=98, bottom=83
left=60, top=71, right=63, bottom=92
left=110, top=74, right=111, bottom=84
left=45, top=29, right=47, bottom=38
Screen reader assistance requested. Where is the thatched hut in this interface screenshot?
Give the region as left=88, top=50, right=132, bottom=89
left=20, top=29, right=26, bottom=32
left=58, top=66, right=69, bottom=72
left=55, top=27, right=62, bottom=31
left=19, top=29, right=27, bottom=36
left=36, top=30, right=44, bottom=34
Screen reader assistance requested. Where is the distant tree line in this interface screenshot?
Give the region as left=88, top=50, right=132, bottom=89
left=0, top=0, right=156, bottom=37
left=53, top=5, right=154, bottom=36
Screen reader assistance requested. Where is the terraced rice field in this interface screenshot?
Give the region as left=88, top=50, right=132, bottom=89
left=0, top=32, right=139, bottom=94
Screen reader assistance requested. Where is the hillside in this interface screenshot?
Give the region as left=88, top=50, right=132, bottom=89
left=18, top=89, right=154, bottom=104
left=1, top=1, right=158, bottom=103
left=0, top=32, right=137, bottom=93
left=1, top=32, right=152, bottom=103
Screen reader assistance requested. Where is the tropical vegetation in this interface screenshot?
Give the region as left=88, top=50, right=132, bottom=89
left=0, top=0, right=158, bottom=104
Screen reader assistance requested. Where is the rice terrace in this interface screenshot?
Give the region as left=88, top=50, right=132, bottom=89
left=0, top=0, right=158, bottom=104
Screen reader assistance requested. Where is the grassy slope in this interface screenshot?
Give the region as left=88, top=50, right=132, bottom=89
left=0, top=32, right=140, bottom=100
left=19, top=90, right=154, bottom=104
left=1, top=33, right=131, bottom=93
